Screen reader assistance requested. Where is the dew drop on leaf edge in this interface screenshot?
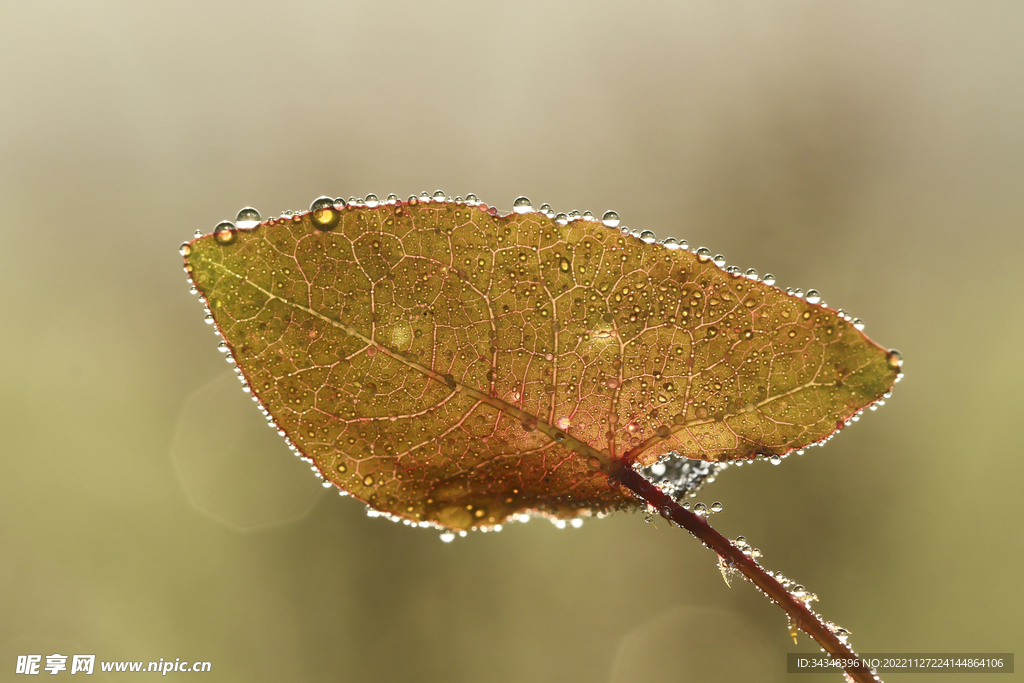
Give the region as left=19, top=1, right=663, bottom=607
left=235, top=207, right=261, bottom=229
left=213, top=221, right=236, bottom=245
left=309, top=196, right=340, bottom=231
left=512, top=196, right=532, bottom=214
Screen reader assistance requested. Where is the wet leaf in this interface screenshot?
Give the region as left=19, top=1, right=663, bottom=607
left=183, top=197, right=900, bottom=531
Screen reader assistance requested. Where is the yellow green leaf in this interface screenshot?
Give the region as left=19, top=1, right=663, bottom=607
left=183, top=196, right=900, bottom=531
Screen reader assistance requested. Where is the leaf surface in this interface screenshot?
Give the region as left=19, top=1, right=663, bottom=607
left=184, top=197, right=899, bottom=530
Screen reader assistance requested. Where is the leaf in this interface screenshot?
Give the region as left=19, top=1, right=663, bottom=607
left=183, top=195, right=900, bottom=531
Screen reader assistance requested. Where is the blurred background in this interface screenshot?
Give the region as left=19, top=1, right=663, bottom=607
left=1, top=1, right=1021, bottom=681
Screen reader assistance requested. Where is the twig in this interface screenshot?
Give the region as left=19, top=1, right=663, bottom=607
left=611, top=462, right=881, bottom=683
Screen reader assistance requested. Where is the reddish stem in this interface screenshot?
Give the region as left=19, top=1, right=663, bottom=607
left=611, top=462, right=880, bottom=683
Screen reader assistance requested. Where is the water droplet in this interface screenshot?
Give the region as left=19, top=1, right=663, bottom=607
left=213, top=221, right=236, bottom=245
left=696, top=247, right=712, bottom=262
left=521, top=418, right=537, bottom=432
left=887, top=349, right=903, bottom=369
left=559, top=257, right=571, bottom=273
left=663, top=237, right=681, bottom=250
left=363, top=475, right=374, bottom=486
left=443, top=373, right=457, bottom=389
left=852, top=318, right=865, bottom=331
left=693, top=502, right=708, bottom=516
left=762, top=273, right=776, bottom=286
left=769, top=455, right=782, bottom=465
left=364, top=194, right=379, bottom=207
left=650, top=462, right=667, bottom=476
left=512, top=196, right=532, bottom=214
left=587, top=457, right=601, bottom=470
left=179, top=243, right=191, bottom=257
left=464, top=193, right=479, bottom=205
left=710, top=501, right=724, bottom=513
left=602, top=211, right=620, bottom=228
left=805, top=289, right=821, bottom=304
left=639, top=230, right=657, bottom=244
left=440, top=532, right=455, bottom=543
left=713, top=254, right=727, bottom=267
left=655, top=425, right=670, bottom=438
left=235, top=207, right=261, bottom=229
left=744, top=268, right=759, bottom=280
left=432, top=190, right=446, bottom=202
left=556, top=416, right=571, bottom=430
left=309, top=196, right=340, bottom=231
left=554, top=213, right=568, bottom=226
left=386, top=193, right=398, bottom=204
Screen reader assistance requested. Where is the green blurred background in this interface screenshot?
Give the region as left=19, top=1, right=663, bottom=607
left=1, top=2, right=1021, bottom=681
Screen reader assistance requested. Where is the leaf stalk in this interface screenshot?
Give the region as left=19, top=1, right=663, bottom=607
left=611, top=462, right=881, bottom=683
